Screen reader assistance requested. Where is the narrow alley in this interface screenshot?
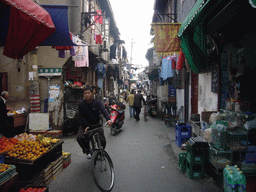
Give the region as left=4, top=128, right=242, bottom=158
left=49, top=108, right=222, bottom=192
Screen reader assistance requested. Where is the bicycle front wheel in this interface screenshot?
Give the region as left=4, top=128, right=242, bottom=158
left=91, top=150, right=115, bottom=192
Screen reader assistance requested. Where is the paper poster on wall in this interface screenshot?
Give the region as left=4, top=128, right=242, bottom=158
left=49, top=85, right=60, bottom=102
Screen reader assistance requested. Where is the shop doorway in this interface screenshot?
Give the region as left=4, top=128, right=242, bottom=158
left=191, top=72, right=198, bottom=114
left=0, top=72, right=8, bottom=93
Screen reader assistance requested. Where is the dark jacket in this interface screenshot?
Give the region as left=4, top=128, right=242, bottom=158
left=0, top=97, right=8, bottom=136
left=133, top=93, right=146, bottom=108
left=0, top=97, right=7, bottom=122
left=78, top=98, right=110, bottom=127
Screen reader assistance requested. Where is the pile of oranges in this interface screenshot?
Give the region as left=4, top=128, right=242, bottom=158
left=0, top=137, right=18, bottom=154
left=6, top=140, right=51, bottom=161
left=0, top=163, right=11, bottom=173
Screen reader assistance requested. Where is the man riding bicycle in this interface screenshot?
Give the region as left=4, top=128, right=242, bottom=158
left=77, top=86, right=112, bottom=159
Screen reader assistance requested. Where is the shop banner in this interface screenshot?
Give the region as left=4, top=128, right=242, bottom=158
left=152, top=23, right=181, bottom=56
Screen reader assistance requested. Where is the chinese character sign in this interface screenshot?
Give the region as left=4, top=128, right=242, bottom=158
left=152, top=23, right=181, bottom=55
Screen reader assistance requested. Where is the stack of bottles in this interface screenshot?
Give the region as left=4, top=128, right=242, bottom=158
left=223, top=165, right=246, bottom=192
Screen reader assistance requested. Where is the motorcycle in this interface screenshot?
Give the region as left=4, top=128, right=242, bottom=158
left=109, top=101, right=125, bottom=135
left=148, top=96, right=157, bottom=117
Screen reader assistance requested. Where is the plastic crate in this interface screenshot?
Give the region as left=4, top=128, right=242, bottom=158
left=244, top=146, right=256, bottom=164
left=46, top=130, right=62, bottom=138
left=179, top=153, right=187, bottom=173
left=186, top=161, right=205, bottom=179
left=0, top=156, right=4, bottom=164
left=28, top=130, right=48, bottom=136
left=176, top=123, right=192, bottom=138
left=226, top=128, right=248, bottom=151
left=186, top=145, right=208, bottom=164
left=241, top=162, right=256, bottom=175
left=176, top=136, right=190, bottom=148
left=0, top=164, right=16, bottom=184
left=204, top=163, right=223, bottom=190
left=209, top=144, right=232, bottom=171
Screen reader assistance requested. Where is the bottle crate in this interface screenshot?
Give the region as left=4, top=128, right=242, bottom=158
left=175, top=123, right=192, bottom=138
left=175, top=135, right=190, bottom=148
left=186, top=147, right=208, bottom=164
left=209, top=144, right=232, bottom=171
left=186, top=137, right=209, bottom=163
left=179, top=153, right=187, bottom=173
left=186, top=161, right=205, bottom=179
left=0, top=164, right=16, bottom=184
left=226, top=128, right=248, bottom=151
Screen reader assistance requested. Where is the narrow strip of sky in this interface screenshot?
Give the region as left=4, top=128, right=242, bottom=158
left=109, top=0, right=155, bottom=68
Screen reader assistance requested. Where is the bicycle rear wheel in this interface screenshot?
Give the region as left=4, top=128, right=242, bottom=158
left=91, top=150, right=114, bottom=192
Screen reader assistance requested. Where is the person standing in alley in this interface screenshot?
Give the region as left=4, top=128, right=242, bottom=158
left=133, top=90, right=146, bottom=121
left=126, top=89, right=135, bottom=118
left=0, top=91, right=11, bottom=136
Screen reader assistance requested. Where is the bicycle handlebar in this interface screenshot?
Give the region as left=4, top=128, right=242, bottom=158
left=85, top=122, right=108, bottom=134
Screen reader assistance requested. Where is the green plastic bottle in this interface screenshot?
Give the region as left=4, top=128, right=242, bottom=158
left=237, top=171, right=246, bottom=192
left=223, top=165, right=231, bottom=191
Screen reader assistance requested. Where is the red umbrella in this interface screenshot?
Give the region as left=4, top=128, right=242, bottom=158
left=0, top=0, right=55, bottom=59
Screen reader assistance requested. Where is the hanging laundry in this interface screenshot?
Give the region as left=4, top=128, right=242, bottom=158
left=72, top=37, right=86, bottom=61
left=177, top=51, right=185, bottom=70
left=95, top=34, right=102, bottom=44
left=172, top=59, right=176, bottom=69
left=160, top=56, right=174, bottom=80
left=95, top=10, right=103, bottom=24
left=95, top=63, right=107, bottom=78
left=75, top=46, right=89, bottom=67
left=110, top=44, right=116, bottom=59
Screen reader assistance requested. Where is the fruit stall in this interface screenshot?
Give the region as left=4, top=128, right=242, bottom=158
left=0, top=132, right=69, bottom=192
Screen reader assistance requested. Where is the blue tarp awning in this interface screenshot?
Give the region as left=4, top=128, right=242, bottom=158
left=40, top=5, right=76, bottom=46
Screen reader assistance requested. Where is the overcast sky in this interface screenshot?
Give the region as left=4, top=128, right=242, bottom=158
left=109, top=0, right=155, bottom=69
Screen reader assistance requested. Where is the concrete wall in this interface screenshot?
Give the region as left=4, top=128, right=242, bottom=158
left=198, top=73, right=218, bottom=114
left=0, top=48, right=29, bottom=102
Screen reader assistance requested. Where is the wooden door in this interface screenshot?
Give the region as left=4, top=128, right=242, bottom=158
left=191, top=73, right=198, bottom=114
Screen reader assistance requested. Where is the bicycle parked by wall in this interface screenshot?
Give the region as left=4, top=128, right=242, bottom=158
left=85, top=123, right=115, bottom=192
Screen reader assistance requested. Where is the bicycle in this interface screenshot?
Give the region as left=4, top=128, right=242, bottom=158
left=85, top=122, right=115, bottom=192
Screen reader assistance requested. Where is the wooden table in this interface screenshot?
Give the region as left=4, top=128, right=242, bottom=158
left=7, top=113, right=27, bottom=127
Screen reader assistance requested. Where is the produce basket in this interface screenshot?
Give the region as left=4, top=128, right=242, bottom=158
left=0, top=164, right=16, bottom=184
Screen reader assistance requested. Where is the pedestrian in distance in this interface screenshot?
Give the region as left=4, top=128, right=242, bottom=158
left=0, top=91, right=11, bottom=137
left=76, top=86, right=112, bottom=159
left=133, top=90, right=146, bottom=121
left=126, top=89, right=135, bottom=118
